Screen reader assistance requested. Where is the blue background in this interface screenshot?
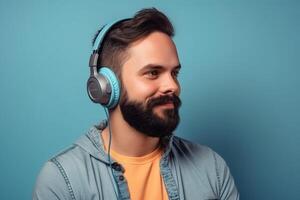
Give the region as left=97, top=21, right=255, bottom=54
left=1, top=0, right=299, bottom=199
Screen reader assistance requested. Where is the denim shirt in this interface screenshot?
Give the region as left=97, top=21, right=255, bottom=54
left=33, top=122, right=239, bottom=200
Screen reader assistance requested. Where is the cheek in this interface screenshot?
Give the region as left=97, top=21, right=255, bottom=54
left=123, top=79, right=158, bottom=101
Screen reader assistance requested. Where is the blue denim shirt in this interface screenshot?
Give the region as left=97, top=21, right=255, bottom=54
left=33, top=122, right=239, bottom=200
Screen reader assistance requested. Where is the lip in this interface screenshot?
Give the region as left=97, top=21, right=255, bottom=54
left=157, top=102, right=174, bottom=109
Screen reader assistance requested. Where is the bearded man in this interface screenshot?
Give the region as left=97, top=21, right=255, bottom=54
left=33, top=8, right=239, bottom=200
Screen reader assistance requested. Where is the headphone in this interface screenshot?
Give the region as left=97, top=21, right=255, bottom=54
left=87, top=19, right=129, bottom=109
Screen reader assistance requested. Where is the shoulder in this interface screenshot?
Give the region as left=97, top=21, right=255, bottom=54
left=170, top=136, right=239, bottom=199
left=170, top=136, right=229, bottom=179
left=51, top=144, right=87, bottom=169
left=33, top=143, right=91, bottom=199
left=33, top=156, right=73, bottom=199
left=37, top=144, right=80, bottom=178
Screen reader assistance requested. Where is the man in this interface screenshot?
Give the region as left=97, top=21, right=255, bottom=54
left=33, top=8, right=239, bottom=200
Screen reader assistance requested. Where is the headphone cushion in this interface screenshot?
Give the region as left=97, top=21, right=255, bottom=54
left=99, top=67, right=120, bottom=109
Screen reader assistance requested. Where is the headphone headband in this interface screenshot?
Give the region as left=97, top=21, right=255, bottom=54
left=92, top=18, right=131, bottom=51
left=92, top=20, right=120, bottom=51
left=87, top=18, right=130, bottom=109
left=89, top=19, right=130, bottom=68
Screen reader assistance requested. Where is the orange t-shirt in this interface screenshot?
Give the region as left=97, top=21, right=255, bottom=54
left=110, top=147, right=169, bottom=200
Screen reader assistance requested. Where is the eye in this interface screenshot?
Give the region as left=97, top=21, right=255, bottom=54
left=145, top=70, right=159, bottom=79
left=172, top=70, right=180, bottom=78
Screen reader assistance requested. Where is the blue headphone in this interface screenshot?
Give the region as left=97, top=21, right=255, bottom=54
left=87, top=19, right=128, bottom=109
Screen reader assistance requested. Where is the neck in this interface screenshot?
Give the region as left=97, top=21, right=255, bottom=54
left=101, top=106, right=160, bottom=157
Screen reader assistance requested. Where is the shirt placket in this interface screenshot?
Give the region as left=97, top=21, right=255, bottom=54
left=160, top=152, right=180, bottom=200
left=111, top=162, right=130, bottom=200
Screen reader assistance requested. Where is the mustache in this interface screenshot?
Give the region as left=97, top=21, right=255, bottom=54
left=147, top=95, right=181, bottom=109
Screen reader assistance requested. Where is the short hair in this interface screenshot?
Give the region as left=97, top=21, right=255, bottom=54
left=92, top=8, right=174, bottom=79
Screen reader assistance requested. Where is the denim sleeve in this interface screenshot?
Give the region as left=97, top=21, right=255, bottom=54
left=214, top=152, right=240, bottom=200
left=32, top=161, right=71, bottom=200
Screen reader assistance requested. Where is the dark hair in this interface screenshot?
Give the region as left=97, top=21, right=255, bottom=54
left=92, top=8, right=174, bottom=79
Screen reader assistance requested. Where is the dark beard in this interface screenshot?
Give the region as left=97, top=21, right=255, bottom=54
left=119, top=93, right=181, bottom=138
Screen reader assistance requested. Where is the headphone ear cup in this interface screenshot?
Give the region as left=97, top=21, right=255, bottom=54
left=87, top=76, right=102, bottom=104
left=99, top=67, right=120, bottom=109
left=87, top=72, right=111, bottom=105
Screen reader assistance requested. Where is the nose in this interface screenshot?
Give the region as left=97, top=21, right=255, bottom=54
left=159, top=74, right=180, bottom=95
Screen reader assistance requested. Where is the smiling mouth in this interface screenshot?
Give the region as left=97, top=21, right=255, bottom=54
left=156, top=102, right=174, bottom=108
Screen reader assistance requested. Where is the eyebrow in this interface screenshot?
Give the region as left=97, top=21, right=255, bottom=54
left=140, top=63, right=181, bottom=71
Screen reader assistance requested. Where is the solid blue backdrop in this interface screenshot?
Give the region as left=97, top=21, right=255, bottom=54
left=0, top=0, right=299, bottom=199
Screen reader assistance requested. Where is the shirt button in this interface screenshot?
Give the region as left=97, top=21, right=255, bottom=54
left=112, top=163, right=122, bottom=171
left=115, top=165, right=121, bottom=171
left=119, top=175, right=124, bottom=181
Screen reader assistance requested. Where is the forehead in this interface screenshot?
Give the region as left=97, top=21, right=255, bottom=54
left=125, top=31, right=180, bottom=70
